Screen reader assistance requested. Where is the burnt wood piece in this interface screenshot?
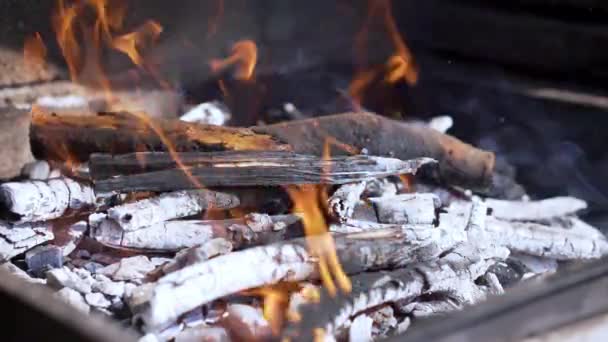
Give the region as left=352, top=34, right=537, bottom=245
left=29, top=110, right=290, bottom=163
left=92, top=151, right=433, bottom=193
left=0, top=107, right=34, bottom=179
left=253, top=112, right=495, bottom=189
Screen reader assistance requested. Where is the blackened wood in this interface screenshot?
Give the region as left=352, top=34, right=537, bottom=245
left=0, top=107, right=33, bottom=179
left=253, top=112, right=495, bottom=189
left=93, top=152, right=433, bottom=193
left=29, top=110, right=290, bottom=163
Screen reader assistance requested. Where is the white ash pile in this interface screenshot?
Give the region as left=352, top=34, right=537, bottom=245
left=0, top=111, right=606, bottom=342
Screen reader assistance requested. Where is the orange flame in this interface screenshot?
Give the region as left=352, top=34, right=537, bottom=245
left=52, top=0, right=81, bottom=82
left=210, top=40, right=258, bottom=80
left=24, top=32, right=47, bottom=69
left=287, top=185, right=352, bottom=297
left=112, top=20, right=163, bottom=67
left=349, top=0, right=418, bottom=105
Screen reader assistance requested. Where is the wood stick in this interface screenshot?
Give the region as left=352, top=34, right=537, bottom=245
left=0, top=178, right=95, bottom=223
left=93, top=153, right=434, bottom=193
left=105, top=189, right=240, bottom=231
left=369, top=193, right=441, bottom=225
left=485, top=197, right=587, bottom=221
left=0, top=107, right=34, bottom=179
left=328, top=182, right=367, bottom=222
left=252, top=112, right=495, bottom=189
left=92, top=214, right=302, bottom=252
left=133, top=228, right=442, bottom=332
left=30, top=110, right=290, bottom=163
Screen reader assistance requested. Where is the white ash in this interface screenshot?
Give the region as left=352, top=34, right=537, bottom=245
left=349, top=315, right=373, bottom=342
left=370, top=193, right=440, bottom=225
left=54, top=287, right=90, bottom=313
left=395, top=317, right=411, bottom=335
left=85, top=292, right=111, bottom=308
left=369, top=306, right=398, bottom=337
left=401, top=300, right=462, bottom=318
left=427, top=115, right=454, bottom=133
left=59, top=221, right=88, bottom=256
left=222, top=304, right=272, bottom=340
left=175, top=326, right=230, bottom=342
left=328, top=182, right=367, bottom=222
left=36, top=94, right=89, bottom=109
left=0, top=221, right=54, bottom=261
left=21, top=160, right=50, bottom=180
left=97, top=255, right=158, bottom=284
left=92, top=274, right=126, bottom=297
left=106, top=189, right=240, bottom=232
left=483, top=272, right=505, bottom=295
left=162, top=238, right=233, bottom=275
left=180, top=101, right=230, bottom=126
left=509, top=254, right=558, bottom=276
left=46, top=266, right=95, bottom=294
left=0, top=178, right=95, bottom=223
left=485, top=196, right=587, bottom=221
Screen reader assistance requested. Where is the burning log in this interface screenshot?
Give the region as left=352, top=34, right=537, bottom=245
left=92, top=152, right=434, bottom=193
left=0, top=177, right=96, bottom=223
left=485, top=197, right=587, bottom=221
left=0, top=107, right=34, bottom=179
left=92, top=214, right=301, bottom=252
left=104, top=189, right=240, bottom=231
left=0, top=221, right=54, bottom=261
left=252, top=112, right=495, bottom=189
left=131, top=228, right=449, bottom=332
left=328, top=182, right=367, bottom=222
left=29, top=110, right=290, bottom=163
left=369, top=193, right=441, bottom=225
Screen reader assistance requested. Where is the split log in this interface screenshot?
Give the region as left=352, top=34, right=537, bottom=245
left=485, top=197, right=587, bottom=221
left=30, top=110, right=290, bottom=163
left=370, top=193, right=441, bottom=225
left=93, top=152, right=434, bottom=193
left=0, top=221, right=54, bottom=261
left=132, top=228, right=454, bottom=332
left=0, top=107, right=34, bottom=179
left=0, top=178, right=96, bottom=223
left=105, top=189, right=240, bottom=231
left=92, top=214, right=302, bottom=252
left=252, top=112, right=495, bottom=189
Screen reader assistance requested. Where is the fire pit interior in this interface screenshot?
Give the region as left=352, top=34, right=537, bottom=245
left=1, top=1, right=608, bottom=341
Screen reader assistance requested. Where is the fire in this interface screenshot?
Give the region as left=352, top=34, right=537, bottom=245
left=23, top=32, right=47, bottom=69
left=287, top=185, right=351, bottom=297
left=112, top=20, right=163, bottom=67
left=210, top=40, right=258, bottom=81
left=349, top=0, right=418, bottom=105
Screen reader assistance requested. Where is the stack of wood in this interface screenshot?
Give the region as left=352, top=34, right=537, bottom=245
left=0, top=109, right=605, bottom=341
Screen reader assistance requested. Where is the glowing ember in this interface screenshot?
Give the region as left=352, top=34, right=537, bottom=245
left=210, top=40, right=258, bottom=81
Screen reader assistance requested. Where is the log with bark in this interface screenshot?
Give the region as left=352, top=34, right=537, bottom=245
left=29, top=110, right=290, bottom=163
left=252, top=112, right=495, bottom=189
left=91, top=151, right=434, bottom=193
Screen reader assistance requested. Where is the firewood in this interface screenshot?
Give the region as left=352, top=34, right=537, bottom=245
left=29, top=110, right=290, bottom=163
left=485, top=197, right=587, bottom=221
left=92, top=152, right=434, bottom=193
left=132, top=228, right=446, bottom=332
left=0, top=221, right=54, bottom=261
left=0, top=177, right=96, bottom=223
left=0, top=107, right=34, bottom=179
left=369, top=193, right=441, bottom=225
left=92, top=214, right=302, bottom=252
left=328, top=182, right=367, bottom=222
left=252, top=112, right=495, bottom=189
left=104, top=189, right=240, bottom=231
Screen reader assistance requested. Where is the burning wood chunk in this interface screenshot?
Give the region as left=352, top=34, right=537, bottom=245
left=0, top=107, right=34, bottom=179
left=252, top=112, right=495, bottom=189
left=161, top=239, right=233, bottom=275
left=0, top=178, right=95, bottom=223
left=92, top=151, right=434, bottom=192
left=105, top=189, right=240, bottom=231
left=328, top=182, right=367, bottom=222
left=0, top=221, right=54, bottom=261
left=30, top=111, right=290, bottom=164
left=370, top=193, right=441, bottom=225
left=93, top=214, right=300, bottom=252
left=485, top=196, right=588, bottom=221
